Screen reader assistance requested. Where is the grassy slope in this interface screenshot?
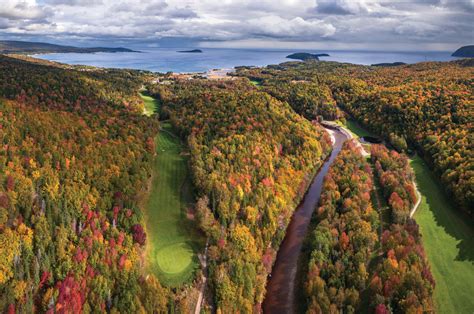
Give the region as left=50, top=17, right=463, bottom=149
left=139, top=91, right=159, bottom=117
left=146, top=122, right=200, bottom=287
left=410, top=156, right=474, bottom=313
left=342, top=119, right=373, bottom=138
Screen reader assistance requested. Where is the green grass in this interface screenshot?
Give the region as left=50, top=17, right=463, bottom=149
left=139, top=91, right=159, bottom=117
left=341, top=119, right=374, bottom=139
left=145, top=121, right=201, bottom=287
left=250, top=79, right=262, bottom=86
left=410, top=156, right=474, bottom=313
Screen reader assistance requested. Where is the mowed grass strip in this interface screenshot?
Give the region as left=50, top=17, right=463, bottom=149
left=139, top=91, right=159, bottom=116
left=411, top=156, right=474, bottom=313
left=146, top=122, right=199, bottom=287
left=339, top=119, right=374, bottom=138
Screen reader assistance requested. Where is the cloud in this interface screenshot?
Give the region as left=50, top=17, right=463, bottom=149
left=0, top=0, right=51, bottom=20
left=0, top=0, right=471, bottom=51
left=313, top=0, right=369, bottom=15
left=42, top=0, right=103, bottom=5
left=247, top=16, right=335, bottom=38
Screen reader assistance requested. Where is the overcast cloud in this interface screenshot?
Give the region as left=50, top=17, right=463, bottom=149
left=0, top=0, right=472, bottom=50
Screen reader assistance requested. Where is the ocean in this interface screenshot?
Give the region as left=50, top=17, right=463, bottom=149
left=33, top=47, right=456, bottom=73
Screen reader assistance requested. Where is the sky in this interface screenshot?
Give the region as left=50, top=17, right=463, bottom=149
left=0, top=0, right=472, bottom=51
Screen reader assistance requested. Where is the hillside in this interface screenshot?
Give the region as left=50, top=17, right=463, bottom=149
left=0, top=55, right=168, bottom=313
left=236, top=60, right=473, bottom=216
left=0, top=40, right=138, bottom=54
left=452, top=45, right=474, bottom=57
left=147, top=79, right=332, bottom=312
left=286, top=52, right=330, bottom=61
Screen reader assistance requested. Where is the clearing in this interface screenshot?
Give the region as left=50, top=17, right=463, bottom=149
left=339, top=119, right=374, bottom=138
left=139, top=90, right=159, bottom=117
left=411, top=156, right=474, bottom=313
left=145, top=122, right=200, bottom=287
left=140, top=92, right=201, bottom=287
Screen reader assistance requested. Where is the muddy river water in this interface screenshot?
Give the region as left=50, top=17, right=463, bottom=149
left=263, top=128, right=349, bottom=313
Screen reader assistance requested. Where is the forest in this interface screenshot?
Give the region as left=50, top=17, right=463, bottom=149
left=0, top=53, right=470, bottom=313
left=236, top=60, right=473, bottom=218
left=304, top=141, right=434, bottom=313
left=0, top=55, right=168, bottom=312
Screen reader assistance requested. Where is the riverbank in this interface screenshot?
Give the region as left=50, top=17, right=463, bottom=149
left=263, top=127, right=349, bottom=313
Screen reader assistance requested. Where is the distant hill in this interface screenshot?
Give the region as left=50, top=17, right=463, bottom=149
left=452, top=45, right=474, bottom=58
left=286, top=52, right=330, bottom=61
left=177, top=49, right=202, bottom=53
left=0, top=40, right=139, bottom=54
left=371, top=62, right=406, bottom=67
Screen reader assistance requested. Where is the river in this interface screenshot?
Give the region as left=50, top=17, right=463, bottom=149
left=263, top=128, right=348, bottom=313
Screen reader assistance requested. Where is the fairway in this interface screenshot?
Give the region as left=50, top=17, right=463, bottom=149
left=145, top=121, right=200, bottom=287
left=411, top=156, right=474, bottom=313
left=139, top=91, right=159, bottom=116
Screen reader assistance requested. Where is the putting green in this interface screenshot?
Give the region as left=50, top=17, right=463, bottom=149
left=156, top=242, right=194, bottom=274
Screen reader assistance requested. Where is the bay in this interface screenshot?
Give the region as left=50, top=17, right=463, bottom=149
left=33, top=47, right=456, bottom=73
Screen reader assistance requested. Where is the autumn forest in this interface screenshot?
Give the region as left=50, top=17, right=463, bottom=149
left=0, top=53, right=472, bottom=314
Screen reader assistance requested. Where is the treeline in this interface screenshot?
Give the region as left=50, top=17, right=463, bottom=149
left=371, top=145, right=417, bottom=224
left=329, top=62, right=473, bottom=215
left=150, top=79, right=332, bottom=312
left=237, top=60, right=473, bottom=217
left=369, top=146, right=434, bottom=313
left=303, top=142, right=434, bottom=312
left=305, top=141, right=379, bottom=312
left=0, top=56, right=168, bottom=312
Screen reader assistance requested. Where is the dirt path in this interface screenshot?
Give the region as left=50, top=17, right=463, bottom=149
left=194, top=240, right=209, bottom=314
left=409, top=180, right=422, bottom=218
left=340, top=127, right=369, bottom=156
left=338, top=122, right=421, bottom=218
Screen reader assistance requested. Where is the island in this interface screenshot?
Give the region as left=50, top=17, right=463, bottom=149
left=0, top=40, right=139, bottom=54
left=177, top=49, right=203, bottom=53
left=452, top=45, right=474, bottom=58
left=371, top=62, right=406, bottom=67
left=286, top=52, right=330, bottom=61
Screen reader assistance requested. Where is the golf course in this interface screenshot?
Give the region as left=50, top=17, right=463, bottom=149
left=140, top=93, right=201, bottom=287
left=411, top=156, right=474, bottom=313
left=139, top=91, right=159, bottom=117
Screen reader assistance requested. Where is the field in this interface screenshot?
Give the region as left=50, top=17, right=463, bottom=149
left=411, top=156, right=474, bottom=313
left=144, top=118, right=201, bottom=286
left=139, top=91, right=159, bottom=116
